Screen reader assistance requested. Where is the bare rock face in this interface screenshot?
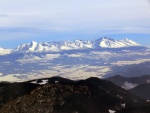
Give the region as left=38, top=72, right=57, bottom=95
left=0, top=82, right=39, bottom=108
left=0, top=77, right=146, bottom=113
left=1, top=83, right=90, bottom=113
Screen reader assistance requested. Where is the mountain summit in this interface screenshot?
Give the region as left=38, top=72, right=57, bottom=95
left=94, top=37, right=140, bottom=48
left=14, top=38, right=141, bottom=53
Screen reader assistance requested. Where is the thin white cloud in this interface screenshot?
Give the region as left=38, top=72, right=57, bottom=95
left=0, top=0, right=150, bottom=41
left=0, top=14, right=8, bottom=17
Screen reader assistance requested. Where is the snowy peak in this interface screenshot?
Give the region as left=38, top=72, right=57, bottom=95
left=94, top=37, right=117, bottom=48
left=14, top=37, right=141, bottom=53
left=121, top=38, right=140, bottom=46
left=15, top=41, right=39, bottom=53
left=95, top=37, right=140, bottom=48
left=14, top=40, right=93, bottom=53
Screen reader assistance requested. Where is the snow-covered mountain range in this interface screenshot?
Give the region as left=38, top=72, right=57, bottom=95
left=14, top=37, right=141, bottom=53
left=0, top=37, right=149, bottom=82
left=0, top=37, right=142, bottom=54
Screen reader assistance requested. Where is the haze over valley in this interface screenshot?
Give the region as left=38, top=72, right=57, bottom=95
left=0, top=37, right=149, bottom=82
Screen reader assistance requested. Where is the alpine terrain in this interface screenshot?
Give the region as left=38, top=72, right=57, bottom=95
left=0, top=77, right=147, bottom=113
left=0, top=37, right=149, bottom=82
left=0, top=37, right=150, bottom=113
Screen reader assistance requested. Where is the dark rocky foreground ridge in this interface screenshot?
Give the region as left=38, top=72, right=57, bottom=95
left=0, top=77, right=147, bottom=113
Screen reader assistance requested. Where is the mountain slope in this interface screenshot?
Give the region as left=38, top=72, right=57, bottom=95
left=117, top=102, right=150, bottom=113
left=129, top=84, right=150, bottom=100
left=0, top=82, right=39, bottom=108
left=0, top=77, right=145, bottom=113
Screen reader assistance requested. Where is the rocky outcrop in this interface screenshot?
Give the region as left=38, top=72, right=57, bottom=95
left=0, top=77, right=145, bottom=113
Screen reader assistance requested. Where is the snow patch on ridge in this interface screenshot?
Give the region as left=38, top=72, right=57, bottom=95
left=109, top=109, right=116, bottom=113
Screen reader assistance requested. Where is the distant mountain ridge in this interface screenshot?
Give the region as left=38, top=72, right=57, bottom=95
left=93, top=38, right=140, bottom=48
left=0, top=37, right=144, bottom=54
left=106, top=75, right=150, bottom=90
left=14, top=37, right=141, bottom=53
left=0, top=37, right=149, bottom=82
left=129, top=84, right=150, bottom=100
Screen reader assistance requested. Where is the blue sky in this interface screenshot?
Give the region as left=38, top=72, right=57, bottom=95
left=0, top=0, right=150, bottom=48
